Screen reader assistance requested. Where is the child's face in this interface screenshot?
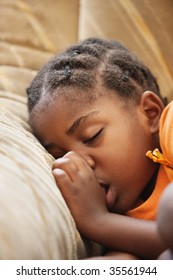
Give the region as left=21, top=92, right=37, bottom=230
left=32, top=91, right=159, bottom=214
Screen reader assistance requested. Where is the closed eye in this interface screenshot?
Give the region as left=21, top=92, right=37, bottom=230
left=83, top=128, right=103, bottom=145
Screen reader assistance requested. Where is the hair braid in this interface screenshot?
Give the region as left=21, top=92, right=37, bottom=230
left=27, top=37, right=163, bottom=113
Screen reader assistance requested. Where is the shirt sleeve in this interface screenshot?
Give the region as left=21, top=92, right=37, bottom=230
left=159, top=100, right=173, bottom=178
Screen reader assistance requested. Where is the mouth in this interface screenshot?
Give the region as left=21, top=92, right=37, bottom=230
left=99, top=182, right=116, bottom=211
left=99, top=182, right=109, bottom=194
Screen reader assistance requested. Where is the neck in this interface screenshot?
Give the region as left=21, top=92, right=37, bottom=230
left=140, top=165, right=160, bottom=202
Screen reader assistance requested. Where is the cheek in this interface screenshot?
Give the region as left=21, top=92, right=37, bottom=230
left=94, top=119, right=150, bottom=173
left=103, top=128, right=147, bottom=174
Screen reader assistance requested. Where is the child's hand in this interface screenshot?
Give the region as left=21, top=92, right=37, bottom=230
left=52, top=151, right=107, bottom=235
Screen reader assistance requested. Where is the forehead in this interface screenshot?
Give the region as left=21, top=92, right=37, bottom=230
left=34, top=85, right=107, bottom=117
left=30, top=92, right=137, bottom=149
left=32, top=90, right=132, bottom=133
left=48, top=85, right=129, bottom=114
left=32, top=84, right=137, bottom=128
left=41, top=92, right=109, bottom=121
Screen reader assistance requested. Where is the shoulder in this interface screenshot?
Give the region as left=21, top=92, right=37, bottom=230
left=160, top=100, right=173, bottom=125
left=159, top=100, right=173, bottom=165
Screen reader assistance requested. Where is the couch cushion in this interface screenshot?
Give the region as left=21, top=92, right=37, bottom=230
left=0, top=48, right=103, bottom=258
left=0, top=87, right=92, bottom=259
left=79, top=0, right=173, bottom=102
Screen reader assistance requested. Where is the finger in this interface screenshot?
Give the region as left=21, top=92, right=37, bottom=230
left=52, top=167, right=72, bottom=188
left=52, top=168, right=77, bottom=206
left=64, top=152, right=98, bottom=185
left=64, top=151, right=92, bottom=171
left=52, top=155, right=81, bottom=182
left=64, top=152, right=96, bottom=183
left=53, top=156, right=79, bottom=171
left=53, top=151, right=93, bottom=171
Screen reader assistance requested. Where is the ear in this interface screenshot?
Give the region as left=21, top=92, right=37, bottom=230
left=140, top=91, right=165, bottom=134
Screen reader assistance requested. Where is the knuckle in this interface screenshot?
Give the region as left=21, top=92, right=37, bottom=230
left=52, top=168, right=66, bottom=178
left=52, top=168, right=69, bottom=185
left=64, top=151, right=78, bottom=159
left=66, top=150, right=75, bottom=156
left=53, top=157, right=70, bottom=168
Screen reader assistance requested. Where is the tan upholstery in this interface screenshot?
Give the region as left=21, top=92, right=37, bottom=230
left=79, top=0, right=173, bottom=102
left=0, top=0, right=172, bottom=259
left=0, top=92, right=89, bottom=260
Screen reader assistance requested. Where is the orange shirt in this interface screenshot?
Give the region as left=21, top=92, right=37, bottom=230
left=127, top=100, right=173, bottom=220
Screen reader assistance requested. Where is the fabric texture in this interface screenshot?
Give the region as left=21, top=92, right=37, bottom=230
left=0, top=91, right=93, bottom=259
left=127, top=101, right=173, bottom=220
left=0, top=0, right=79, bottom=70
left=0, top=0, right=101, bottom=259
left=79, top=0, right=173, bottom=102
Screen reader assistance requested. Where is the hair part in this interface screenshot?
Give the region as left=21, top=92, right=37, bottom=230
left=27, top=37, right=164, bottom=114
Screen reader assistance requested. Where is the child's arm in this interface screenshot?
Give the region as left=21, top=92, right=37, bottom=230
left=83, top=209, right=164, bottom=259
left=52, top=151, right=166, bottom=259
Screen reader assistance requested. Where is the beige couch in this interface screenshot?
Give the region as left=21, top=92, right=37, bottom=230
left=0, top=0, right=173, bottom=259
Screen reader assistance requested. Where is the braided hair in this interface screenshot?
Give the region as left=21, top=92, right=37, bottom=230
left=27, top=37, right=163, bottom=114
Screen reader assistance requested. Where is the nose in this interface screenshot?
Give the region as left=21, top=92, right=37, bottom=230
left=69, top=144, right=96, bottom=169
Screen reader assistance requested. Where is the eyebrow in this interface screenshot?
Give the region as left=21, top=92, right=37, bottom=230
left=66, top=111, right=99, bottom=135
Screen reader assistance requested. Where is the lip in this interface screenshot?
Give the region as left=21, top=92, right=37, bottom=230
left=99, top=182, right=116, bottom=211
